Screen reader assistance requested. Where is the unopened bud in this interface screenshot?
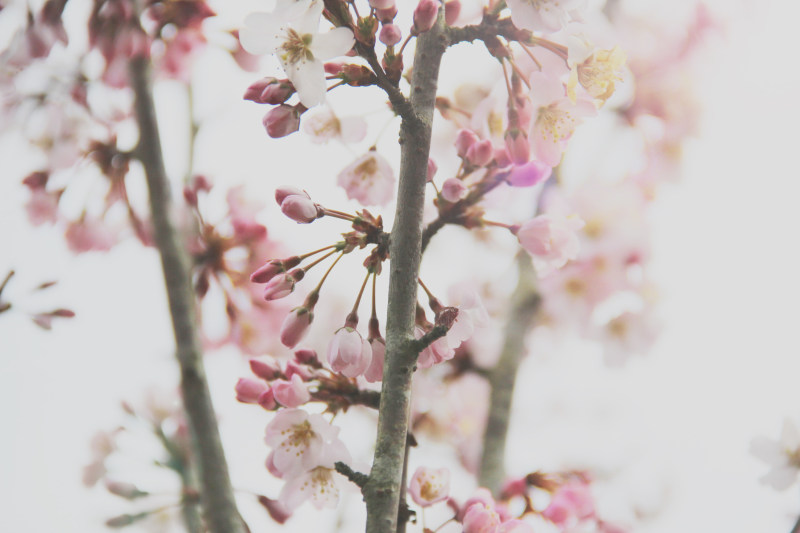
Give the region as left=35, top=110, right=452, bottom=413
left=274, top=186, right=308, bottom=206
left=281, top=194, right=319, bottom=223
left=444, top=0, right=461, bottom=25
left=263, top=104, right=302, bottom=138
left=235, top=378, right=268, bottom=403
left=466, top=139, right=493, bottom=166
left=455, top=128, right=479, bottom=158
left=251, top=260, right=284, bottom=284
left=427, top=158, right=438, bottom=181
left=504, top=129, right=530, bottom=164
left=249, top=357, right=282, bottom=380
left=376, top=5, right=398, bottom=23
left=379, top=23, right=402, bottom=46
left=413, top=0, right=440, bottom=34
left=280, top=307, right=313, bottom=348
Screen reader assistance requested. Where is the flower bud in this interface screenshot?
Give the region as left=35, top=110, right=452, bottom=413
left=262, top=269, right=304, bottom=301
left=243, top=77, right=277, bottom=102
left=251, top=260, right=284, bottom=284
left=263, top=104, right=301, bottom=138
left=441, top=178, right=468, bottom=202
left=444, top=0, right=461, bottom=25
left=505, top=129, right=530, bottom=164
left=257, top=388, right=277, bottom=410
left=376, top=5, right=398, bottom=22
left=413, top=0, right=440, bottom=34
left=235, top=378, right=268, bottom=403
left=379, top=23, right=402, bottom=46
left=466, top=139, right=493, bottom=166
left=427, top=158, right=438, bottom=181
left=294, top=348, right=319, bottom=365
left=272, top=374, right=310, bottom=408
left=280, top=194, right=319, bottom=223
left=455, top=128, right=479, bottom=157
left=275, top=186, right=308, bottom=206
left=249, top=357, right=282, bottom=380
left=369, top=0, right=395, bottom=8
left=280, top=307, right=313, bottom=348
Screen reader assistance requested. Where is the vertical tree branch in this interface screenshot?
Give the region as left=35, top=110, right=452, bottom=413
left=129, top=56, right=246, bottom=533
left=364, top=11, right=448, bottom=533
left=478, top=252, right=541, bottom=495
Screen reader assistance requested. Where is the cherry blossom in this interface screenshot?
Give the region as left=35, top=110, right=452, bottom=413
left=751, top=418, right=800, bottom=490
left=302, top=107, right=367, bottom=144
left=506, top=0, right=587, bottom=33
left=337, top=151, right=396, bottom=206
left=529, top=71, right=596, bottom=166
left=408, top=466, right=450, bottom=507
left=240, top=0, right=355, bottom=107
left=272, top=374, right=311, bottom=408
left=265, top=409, right=348, bottom=477
left=516, top=214, right=584, bottom=276
left=567, top=37, right=626, bottom=105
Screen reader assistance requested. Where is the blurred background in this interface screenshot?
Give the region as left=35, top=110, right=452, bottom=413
left=1, top=0, right=799, bottom=531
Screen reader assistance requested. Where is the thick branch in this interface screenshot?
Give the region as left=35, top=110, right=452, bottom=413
left=129, top=56, right=245, bottom=533
left=364, top=11, right=448, bottom=533
left=478, top=252, right=541, bottom=495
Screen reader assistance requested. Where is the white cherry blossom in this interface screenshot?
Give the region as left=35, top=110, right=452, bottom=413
left=240, top=0, right=354, bottom=107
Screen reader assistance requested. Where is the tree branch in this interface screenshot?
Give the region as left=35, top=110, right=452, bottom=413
left=478, top=252, right=541, bottom=495
left=363, top=10, right=448, bottom=533
left=129, top=56, right=246, bottom=533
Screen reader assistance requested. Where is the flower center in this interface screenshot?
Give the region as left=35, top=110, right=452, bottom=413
left=279, top=420, right=314, bottom=455
left=537, top=105, right=576, bottom=142
left=280, top=28, right=314, bottom=65
left=354, top=157, right=378, bottom=181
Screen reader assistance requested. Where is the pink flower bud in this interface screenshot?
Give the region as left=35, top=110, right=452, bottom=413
left=294, top=348, right=319, bottom=365
left=379, top=23, right=402, bottom=46
left=280, top=194, right=319, bottom=223
left=275, top=186, right=308, bottom=205
left=427, top=158, right=438, bottom=181
left=516, top=214, right=583, bottom=276
left=235, top=378, right=269, bottom=403
left=284, top=359, right=312, bottom=380
left=369, top=0, right=395, bottom=8
left=542, top=482, right=595, bottom=525
left=272, top=374, right=310, bottom=408
left=262, top=271, right=299, bottom=301
left=280, top=307, right=313, bottom=348
left=455, top=128, right=479, bottom=157
left=257, top=388, right=277, bottom=410
left=249, top=357, right=281, bottom=380
left=444, top=0, right=461, bottom=25
left=413, top=0, right=440, bottom=34
left=376, top=5, right=398, bottom=22
left=364, top=338, right=385, bottom=383
left=506, top=160, right=552, bottom=187
left=260, top=81, right=295, bottom=105
left=183, top=187, right=198, bottom=206
left=505, top=130, right=530, bottom=164
left=251, top=260, right=284, bottom=284
left=441, top=178, right=468, bottom=202
left=327, top=327, right=372, bottom=378
left=466, top=139, right=494, bottom=166
left=243, top=77, right=277, bottom=102
left=408, top=466, right=450, bottom=507
left=263, top=104, right=301, bottom=138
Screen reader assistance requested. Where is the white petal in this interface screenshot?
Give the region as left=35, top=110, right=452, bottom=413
left=240, top=12, right=280, bottom=54
left=288, top=59, right=327, bottom=107
left=311, top=27, right=355, bottom=60
left=293, top=0, right=325, bottom=33
left=761, top=467, right=799, bottom=491
left=750, top=436, right=784, bottom=464
left=780, top=419, right=800, bottom=449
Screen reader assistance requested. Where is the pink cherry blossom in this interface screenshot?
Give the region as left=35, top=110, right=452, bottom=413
left=542, top=480, right=596, bottom=526
left=529, top=71, right=596, bottom=166
left=263, top=104, right=302, bottom=138
left=462, top=502, right=502, bottom=533
left=505, top=160, right=552, bottom=187
left=413, top=0, right=440, bottom=34
left=379, top=23, right=403, bottom=46
left=272, top=374, right=310, bottom=408
left=327, top=327, right=373, bottom=378
left=516, top=214, right=584, bottom=277
left=408, top=466, right=450, bottom=507
left=337, top=151, right=395, bottom=206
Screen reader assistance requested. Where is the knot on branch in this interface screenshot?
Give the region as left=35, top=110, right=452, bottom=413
left=335, top=462, right=370, bottom=490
